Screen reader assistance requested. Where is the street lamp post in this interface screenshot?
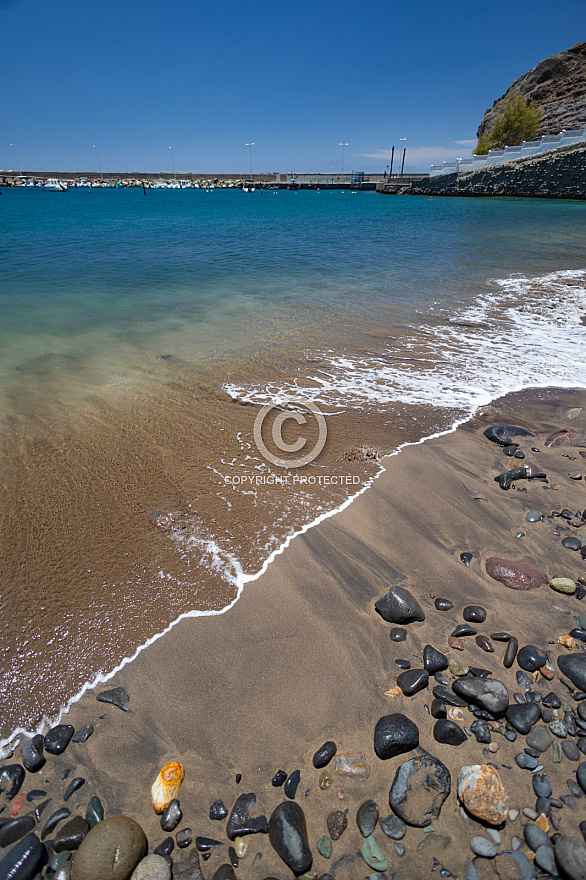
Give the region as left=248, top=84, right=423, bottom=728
left=339, top=143, right=348, bottom=182
left=10, top=144, right=22, bottom=176
left=246, top=143, right=255, bottom=182
left=169, top=146, right=177, bottom=180
left=399, top=138, right=406, bottom=179
left=93, top=145, right=103, bottom=179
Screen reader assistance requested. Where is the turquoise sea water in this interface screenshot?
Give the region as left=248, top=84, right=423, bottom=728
left=1, top=187, right=586, bottom=742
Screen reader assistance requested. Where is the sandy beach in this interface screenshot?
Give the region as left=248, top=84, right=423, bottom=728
left=3, top=384, right=585, bottom=879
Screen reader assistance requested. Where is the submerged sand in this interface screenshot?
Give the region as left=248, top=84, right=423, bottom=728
left=9, top=386, right=586, bottom=878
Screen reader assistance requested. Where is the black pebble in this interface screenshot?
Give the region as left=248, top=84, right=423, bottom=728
left=423, top=645, right=448, bottom=674
left=460, top=553, right=473, bottom=566
left=476, top=635, right=494, bottom=653
left=470, top=720, right=491, bottom=744
left=491, top=632, right=512, bottom=642
left=0, top=816, right=35, bottom=848
left=463, top=605, right=486, bottom=623
left=21, top=736, right=45, bottom=773
left=433, top=719, right=467, bottom=746
left=395, top=659, right=411, bottom=670
left=63, top=777, right=85, bottom=802
left=155, top=837, right=174, bottom=856
left=96, top=687, right=130, bottom=711
left=161, top=799, right=182, bottom=832
left=235, top=774, right=241, bottom=784
left=562, top=537, right=582, bottom=551
left=41, top=807, right=71, bottom=840
left=53, top=815, right=90, bottom=852
left=71, top=724, right=94, bottom=744
left=210, top=799, right=228, bottom=820
left=271, top=770, right=287, bottom=787
left=26, top=790, right=46, bottom=802
left=451, top=624, right=477, bottom=638
left=517, top=645, right=547, bottom=672
left=0, top=765, right=25, bottom=799
left=434, top=598, right=453, bottom=611
left=504, top=637, right=519, bottom=669
left=284, top=770, right=300, bottom=800
left=229, top=845, right=238, bottom=867
left=196, top=835, right=221, bottom=852
left=44, top=725, right=74, bottom=755
left=397, top=668, right=429, bottom=696
left=570, top=629, right=586, bottom=643
left=374, top=713, right=419, bottom=759
left=390, top=628, right=407, bottom=642
left=312, top=741, right=337, bottom=769
left=431, top=698, right=447, bottom=719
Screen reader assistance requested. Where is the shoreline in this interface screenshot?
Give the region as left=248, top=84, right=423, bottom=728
left=3, top=378, right=583, bottom=753
left=3, top=384, right=586, bottom=878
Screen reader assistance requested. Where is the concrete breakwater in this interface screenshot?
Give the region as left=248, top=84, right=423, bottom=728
left=410, top=142, right=586, bottom=200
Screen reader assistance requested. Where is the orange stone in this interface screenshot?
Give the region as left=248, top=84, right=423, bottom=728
left=151, top=761, right=184, bottom=814
left=9, top=792, right=26, bottom=817
left=540, top=666, right=554, bottom=680
left=558, top=635, right=576, bottom=650
left=535, top=813, right=549, bottom=833
left=448, top=637, right=465, bottom=651
left=457, top=764, right=509, bottom=826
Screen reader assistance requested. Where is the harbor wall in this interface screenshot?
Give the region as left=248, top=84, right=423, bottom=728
left=411, top=141, right=586, bottom=199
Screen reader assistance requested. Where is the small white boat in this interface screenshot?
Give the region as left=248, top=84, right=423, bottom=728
left=242, top=181, right=256, bottom=193
left=44, top=178, right=66, bottom=191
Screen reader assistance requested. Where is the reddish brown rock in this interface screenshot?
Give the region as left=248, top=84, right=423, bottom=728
left=485, top=556, right=547, bottom=591
left=457, top=765, right=509, bottom=826
left=545, top=428, right=586, bottom=447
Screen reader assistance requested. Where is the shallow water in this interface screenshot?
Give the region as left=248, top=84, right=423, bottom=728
left=1, top=187, right=585, bottom=741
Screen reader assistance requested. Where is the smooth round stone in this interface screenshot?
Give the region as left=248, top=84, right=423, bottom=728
left=550, top=578, right=577, bottom=595
left=390, top=628, right=407, bottom=642
left=570, top=629, right=586, bottom=643
left=433, top=719, right=467, bottom=746
left=524, top=823, right=551, bottom=852
left=130, top=855, right=171, bottom=880
left=567, top=780, right=582, bottom=798
left=362, top=835, right=388, bottom=872
left=284, top=769, right=300, bottom=799
left=272, top=770, right=287, bottom=787
left=0, top=817, right=36, bottom=848
left=476, top=635, right=494, bottom=653
left=71, top=816, right=147, bottom=880
left=460, top=552, right=473, bottom=566
left=54, top=817, right=90, bottom=853
left=374, top=713, right=419, bottom=759
left=317, top=835, right=332, bottom=859
left=544, top=693, right=562, bottom=710
left=268, top=802, right=312, bottom=876
left=44, top=724, right=74, bottom=755
left=312, top=741, right=337, bottom=769
left=526, top=511, right=541, bottom=522
left=517, top=645, right=547, bottom=672
left=526, top=725, right=552, bottom=753
left=550, top=719, right=568, bottom=738
left=534, top=844, right=558, bottom=877
left=558, top=654, right=586, bottom=692
left=554, top=835, right=586, bottom=880
left=0, top=833, right=46, bottom=880
left=395, top=658, right=411, bottom=669
left=504, top=636, right=519, bottom=669
left=470, top=836, right=497, bottom=858
left=453, top=677, right=509, bottom=716
left=464, top=606, right=487, bottom=624
left=397, top=668, right=429, bottom=696
left=379, top=814, right=406, bottom=841
left=533, top=774, right=552, bottom=798
left=394, top=843, right=405, bottom=856
left=563, top=741, right=581, bottom=762
left=516, top=753, right=538, bottom=770
left=451, top=624, right=477, bottom=638
left=356, top=800, right=379, bottom=838
left=562, top=537, right=582, bottom=551
left=435, top=598, right=453, bottom=611
left=160, top=800, right=182, bottom=832
left=491, top=632, right=512, bottom=642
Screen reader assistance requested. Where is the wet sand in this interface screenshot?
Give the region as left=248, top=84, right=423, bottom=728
left=8, top=385, right=586, bottom=878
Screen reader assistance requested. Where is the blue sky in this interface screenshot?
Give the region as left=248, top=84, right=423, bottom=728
left=1, top=0, right=584, bottom=173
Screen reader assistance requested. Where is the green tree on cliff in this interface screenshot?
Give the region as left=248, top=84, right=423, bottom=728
left=474, top=90, right=543, bottom=153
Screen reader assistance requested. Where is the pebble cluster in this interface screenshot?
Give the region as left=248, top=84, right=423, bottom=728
left=1, top=422, right=585, bottom=880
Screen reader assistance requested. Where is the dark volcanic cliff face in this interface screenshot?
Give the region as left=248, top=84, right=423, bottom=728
left=477, top=42, right=586, bottom=139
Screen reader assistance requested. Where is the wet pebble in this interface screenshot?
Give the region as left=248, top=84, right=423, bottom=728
left=563, top=741, right=581, bottom=762
left=42, top=807, right=71, bottom=840
left=312, top=741, right=337, bottom=768
left=71, top=724, right=94, bottom=744
left=317, top=835, right=332, bottom=859
left=154, top=838, right=174, bottom=856
left=64, top=777, right=85, bottom=802
left=562, top=537, right=582, bottom=551
left=54, top=815, right=90, bottom=852
left=397, top=668, right=429, bottom=696
left=130, top=854, right=171, bottom=880
left=506, top=702, right=541, bottom=734
left=21, top=735, right=45, bottom=773
left=517, top=645, right=547, bottom=672
left=390, top=628, right=407, bottom=642
left=435, top=598, right=453, bottom=611
left=96, top=686, right=130, bottom=711
left=161, top=800, right=182, bottom=832
left=268, top=801, right=312, bottom=876
left=44, top=724, right=74, bottom=755
left=504, top=636, right=519, bottom=668
left=464, top=605, right=487, bottom=623
left=433, top=719, right=467, bottom=746
left=326, top=809, right=347, bottom=840
left=209, top=799, right=228, bottom=820
left=475, top=635, right=493, bottom=653
left=356, top=800, right=379, bottom=838
left=375, top=586, right=425, bottom=624
left=491, top=632, right=512, bottom=642
left=374, top=713, right=419, bottom=759
left=451, top=624, right=477, bottom=638
left=271, top=770, right=287, bottom=787
left=526, top=725, right=552, bottom=753
left=284, top=770, right=300, bottom=799
left=423, top=645, right=448, bottom=674
left=176, top=828, right=192, bottom=848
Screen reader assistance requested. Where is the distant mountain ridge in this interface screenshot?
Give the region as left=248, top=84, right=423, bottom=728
left=477, top=42, right=586, bottom=140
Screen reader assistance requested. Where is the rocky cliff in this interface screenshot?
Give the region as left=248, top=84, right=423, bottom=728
left=410, top=142, right=586, bottom=200
left=477, top=42, right=586, bottom=139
